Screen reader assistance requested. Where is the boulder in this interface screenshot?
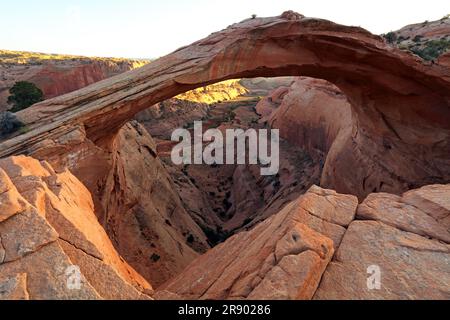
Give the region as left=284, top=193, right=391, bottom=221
left=0, top=155, right=152, bottom=299
left=314, top=220, right=450, bottom=300
left=157, top=186, right=358, bottom=300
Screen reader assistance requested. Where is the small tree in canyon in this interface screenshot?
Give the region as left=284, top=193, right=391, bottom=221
left=7, top=81, right=43, bottom=112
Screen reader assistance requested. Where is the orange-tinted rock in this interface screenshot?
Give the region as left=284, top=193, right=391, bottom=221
left=255, top=86, right=289, bottom=121
left=0, top=169, right=28, bottom=222
left=314, top=220, right=450, bottom=300
left=0, top=155, right=153, bottom=299
left=2, top=12, right=448, bottom=200
left=136, top=80, right=248, bottom=139
left=0, top=206, right=58, bottom=263
left=100, top=122, right=209, bottom=287
left=402, top=184, right=450, bottom=224
left=357, top=187, right=450, bottom=243
left=0, top=273, right=29, bottom=300
left=396, top=17, right=450, bottom=39
left=268, top=77, right=352, bottom=158
left=0, top=242, right=101, bottom=300
left=157, top=186, right=358, bottom=300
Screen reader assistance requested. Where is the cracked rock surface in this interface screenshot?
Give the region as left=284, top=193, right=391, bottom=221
left=157, top=184, right=450, bottom=300
left=0, top=156, right=152, bottom=300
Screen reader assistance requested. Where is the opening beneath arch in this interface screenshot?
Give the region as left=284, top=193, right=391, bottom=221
left=134, top=76, right=351, bottom=247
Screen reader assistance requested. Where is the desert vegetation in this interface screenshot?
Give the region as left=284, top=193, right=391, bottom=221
left=7, top=81, right=43, bottom=112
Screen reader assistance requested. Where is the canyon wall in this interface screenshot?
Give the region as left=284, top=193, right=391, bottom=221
left=135, top=79, right=248, bottom=139
left=0, top=50, right=148, bottom=111
left=264, top=77, right=352, bottom=159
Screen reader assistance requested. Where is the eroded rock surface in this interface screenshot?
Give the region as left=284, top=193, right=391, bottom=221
left=156, top=186, right=358, bottom=300
left=1, top=12, right=448, bottom=201
left=268, top=77, right=352, bottom=160
left=314, top=184, right=450, bottom=300
left=314, top=220, right=450, bottom=300
left=0, top=50, right=147, bottom=111
left=101, top=122, right=210, bottom=287
left=0, top=156, right=152, bottom=300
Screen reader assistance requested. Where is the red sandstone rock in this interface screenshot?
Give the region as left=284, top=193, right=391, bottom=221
left=156, top=186, right=358, bottom=300
left=315, top=183, right=450, bottom=300
left=0, top=156, right=152, bottom=300
left=255, top=86, right=289, bottom=121
left=101, top=122, right=210, bottom=287
left=1, top=12, right=448, bottom=200
left=314, top=220, right=450, bottom=300
left=268, top=77, right=352, bottom=158
left=357, top=188, right=450, bottom=243
left=438, top=52, right=450, bottom=67
left=0, top=51, right=147, bottom=111
left=0, top=273, right=29, bottom=300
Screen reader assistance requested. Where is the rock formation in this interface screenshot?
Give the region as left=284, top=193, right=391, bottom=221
left=135, top=79, right=248, bottom=139
left=0, top=11, right=449, bottom=300
left=157, top=184, right=450, bottom=300
left=0, top=156, right=152, bottom=299
left=264, top=77, right=352, bottom=160
left=0, top=117, right=210, bottom=288
left=315, top=184, right=450, bottom=300
left=0, top=11, right=448, bottom=201
left=255, top=86, right=290, bottom=122
left=156, top=185, right=358, bottom=300
left=100, top=122, right=210, bottom=287
left=0, top=50, right=148, bottom=111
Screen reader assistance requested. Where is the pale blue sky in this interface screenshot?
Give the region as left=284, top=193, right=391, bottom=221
left=1, top=0, right=448, bottom=58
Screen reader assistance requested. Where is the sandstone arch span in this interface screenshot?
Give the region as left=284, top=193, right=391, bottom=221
left=1, top=11, right=450, bottom=199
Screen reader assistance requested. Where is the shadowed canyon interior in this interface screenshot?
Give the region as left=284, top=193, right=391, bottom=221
left=0, top=11, right=449, bottom=300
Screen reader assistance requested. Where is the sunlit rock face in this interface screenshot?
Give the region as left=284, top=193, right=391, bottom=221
left=387, top=16, right=450, bottom=62
left=135, top=80, right=248, bottom=139
left=0, top=11, right=449, bottom=300
left=1, top=11, right=449, bottom=200
left=0, top=155, right=152, bottom=300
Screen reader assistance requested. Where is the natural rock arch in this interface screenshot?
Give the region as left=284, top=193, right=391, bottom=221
left=1, top=11, right=450, bottom=198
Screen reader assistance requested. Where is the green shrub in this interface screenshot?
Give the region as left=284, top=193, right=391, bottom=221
left=384, top=32, right=397, bottom=44
left=150, top=253, right=160, bottom=262
left=413, top=35, right=424, bottom=43
left=7, top=81, right=43, bottom=112
left=412, top=39, right=450, bottom=61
